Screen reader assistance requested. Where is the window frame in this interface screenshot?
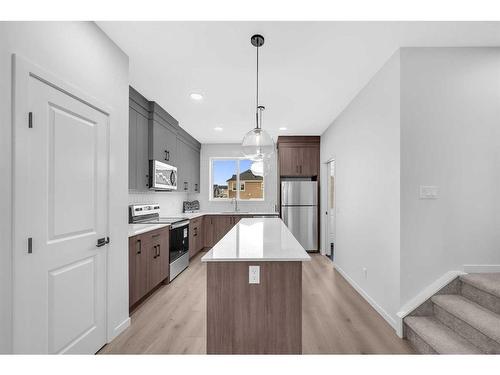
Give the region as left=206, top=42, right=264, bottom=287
left=209, top=157, right=265, bottom=202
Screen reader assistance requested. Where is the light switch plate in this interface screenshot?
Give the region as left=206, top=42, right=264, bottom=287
left=419, top=185, right=439, bottom=199
left=249, top=265, right=260, bottom=284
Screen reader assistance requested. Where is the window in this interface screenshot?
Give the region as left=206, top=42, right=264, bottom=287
left=210, top=158, right=264, bottom=201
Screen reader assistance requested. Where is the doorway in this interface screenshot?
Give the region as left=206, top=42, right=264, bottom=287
left=325, top=159, right=336, bottom=262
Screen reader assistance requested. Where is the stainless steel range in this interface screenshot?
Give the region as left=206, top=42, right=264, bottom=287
left=129, top=204, right=190, bottom=281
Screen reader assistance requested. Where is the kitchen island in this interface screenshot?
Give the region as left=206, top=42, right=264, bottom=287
left=201, top=217, right=310, bottom=354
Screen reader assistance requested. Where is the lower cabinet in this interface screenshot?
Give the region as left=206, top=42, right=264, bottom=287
left=203, top=215, right=258, bottom=248
left=148, top=229, right=169, bottom=289
left=129, top=226, right=169, bottom=310
left=128, top=235, right=149, bottom=307
left=189, top=216, right=205, bottom=259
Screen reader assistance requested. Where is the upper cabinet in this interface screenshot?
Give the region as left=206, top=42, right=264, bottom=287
left=129, top=87, right=201, bottom=192
left=277, top=136, right=320, bottom=177
left=176, top=127, right=201, bottom=193
left=148, top=102, right=179, bottom=165
left=129, top=87, right=150, bottom=190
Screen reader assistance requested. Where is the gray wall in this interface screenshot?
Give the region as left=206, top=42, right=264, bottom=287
left=0, top=21, right=129, bottom=353
left=320, top=51, right=401, bottom=327
left=400, top=47, right=500, bottom=305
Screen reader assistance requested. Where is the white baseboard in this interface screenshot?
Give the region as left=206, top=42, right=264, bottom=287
left=334, top=265, right=397, bottom=331
left=110, top=317, right=130, bottom=342
left=395, top=270, right=465, bottom=338
left=463, top=264, right=500, bottom=273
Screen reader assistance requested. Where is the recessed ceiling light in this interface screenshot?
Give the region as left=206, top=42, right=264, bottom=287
left=279, top=127, right=288, bottom=131
left=189, top=92, right=204, bottom=101
left=214, top=126, right=223, bottom=131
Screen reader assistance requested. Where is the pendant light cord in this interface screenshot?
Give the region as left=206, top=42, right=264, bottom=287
left=256, top=43, right=260, bottom=129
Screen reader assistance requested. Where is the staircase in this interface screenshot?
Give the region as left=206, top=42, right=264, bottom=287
left=403, top=273, right=500, bottom=354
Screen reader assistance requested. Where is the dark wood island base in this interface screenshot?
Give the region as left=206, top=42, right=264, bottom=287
left=207, top=261, right=302, bottom=354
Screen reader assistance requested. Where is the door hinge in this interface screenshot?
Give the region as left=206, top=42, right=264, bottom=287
left=28, top=112, right=33, bottom=128
left=27, top=237, right=32, bottom=253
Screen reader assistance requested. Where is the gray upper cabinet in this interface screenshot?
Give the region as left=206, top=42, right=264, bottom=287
left=150, top=120, right=177, bottom=164
left=176, top=127, right=201, bottom=193
left=129, top=87, right=150, bottom=191
left=193, top=148, right=200, bottom=193
left=148, top=102, right=179, bottom=165
left=129, top=87, right=201, bottom=192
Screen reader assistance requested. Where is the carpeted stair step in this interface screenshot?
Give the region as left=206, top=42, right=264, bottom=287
left=432, top=294, right=500, bottom=354
left=460, top=273, right=500, bottom=314
left=404, top=316, right=482, bottom=354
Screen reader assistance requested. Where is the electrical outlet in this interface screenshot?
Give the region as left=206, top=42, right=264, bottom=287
left=249, top=265, right=260, bottom=284
left=419, top=185, right=439, bottom=199
left=363, top=267, right=368, bottom=279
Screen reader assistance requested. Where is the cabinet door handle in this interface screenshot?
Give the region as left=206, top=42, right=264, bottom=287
left=157, top=244, right=160, bottom=257
left=136, top=239, right=142, bottom=255
left=146, top=174, right=149, bottom=187
left=164, top=150, right=168, bottom=161
left=184, top=181, right=188, bottom=191
left=195, top=183, right=198, bottom=192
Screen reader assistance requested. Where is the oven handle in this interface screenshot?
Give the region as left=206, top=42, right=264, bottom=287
left=170, top=220, right=190, bottom=230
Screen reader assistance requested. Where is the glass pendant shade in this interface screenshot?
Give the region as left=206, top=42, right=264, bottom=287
left=242, top=127, right=275, bottom=161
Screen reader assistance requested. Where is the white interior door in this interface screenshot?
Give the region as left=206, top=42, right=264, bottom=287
left=13, top=58, right=109, bottom=354
left=325, top=160, right=336, bottom=259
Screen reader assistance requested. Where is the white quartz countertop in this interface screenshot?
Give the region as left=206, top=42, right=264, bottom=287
left=183, top=211, right=279, bottom=219
left=128, top=211, right=279, bottom=237
left=201, top=218, right=311, bottom=262
left=128, top=223, right=171, bottom=237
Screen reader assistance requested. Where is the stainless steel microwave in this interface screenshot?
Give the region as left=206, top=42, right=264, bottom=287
left=149, top=160, right=177, bottom=190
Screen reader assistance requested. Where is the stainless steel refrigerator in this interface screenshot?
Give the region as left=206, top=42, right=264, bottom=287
left=281, top=180, right=318, bottom=251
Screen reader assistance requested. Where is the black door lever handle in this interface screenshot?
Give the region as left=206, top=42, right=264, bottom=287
left=96, top=237, right=110, bottom=247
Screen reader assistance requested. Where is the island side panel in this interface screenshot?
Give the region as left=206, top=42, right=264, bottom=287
left=207, top=261, right=302, bottom=354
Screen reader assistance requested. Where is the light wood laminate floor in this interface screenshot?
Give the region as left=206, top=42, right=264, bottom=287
left=99, top=252, right=413, bottom=354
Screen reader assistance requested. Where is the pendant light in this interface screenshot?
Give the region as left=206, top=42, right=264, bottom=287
left=241, top=34, right=275, bottom=161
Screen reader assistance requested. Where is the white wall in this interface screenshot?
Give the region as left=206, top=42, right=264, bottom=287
left=196, top=144, right=278, bottom=213
left=320, top=51, right=401, bottom=327
left=400, top=48, right=500, bottom=305
left=0, top=22, right=129, bottom=353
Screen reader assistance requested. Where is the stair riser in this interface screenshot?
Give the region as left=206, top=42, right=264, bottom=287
left=433, top=304, right=500, bottom=354
left=461, top=281, right=500, bottom=315
left=404, top=324, right=438, bottom=354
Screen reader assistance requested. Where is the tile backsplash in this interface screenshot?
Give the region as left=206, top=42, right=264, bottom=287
left=129, top=191, right=188, bottom=217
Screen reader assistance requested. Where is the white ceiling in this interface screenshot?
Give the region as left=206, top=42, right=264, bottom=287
left=97, top=21, right=500, bottom=143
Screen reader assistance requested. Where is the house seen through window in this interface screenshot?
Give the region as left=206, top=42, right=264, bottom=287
left=211, top=158, right=264, bottom=200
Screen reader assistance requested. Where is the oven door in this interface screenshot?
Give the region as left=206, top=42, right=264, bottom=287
left=150, top=160, right=177, bottom=190
left=169, top=223, right=189, bottom=263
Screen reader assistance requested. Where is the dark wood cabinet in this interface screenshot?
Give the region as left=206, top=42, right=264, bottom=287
left=277, top=136, right=320, bottom=177
left=278, top=145, right=299, bottom=176
left=147, top=229, right=169, bottom=290
left=129, top=226, right=169, bottom=310
left=203, top=215, right=234, bottom=248
left=214, top=215, right=233, bottom=244
left=189, top=217, right=204, bottom=259
left=203, top=215, right=271, bottom=248
left=128, top=235, right=149, bottom=307
left=204, top=216, right=215, bottom=248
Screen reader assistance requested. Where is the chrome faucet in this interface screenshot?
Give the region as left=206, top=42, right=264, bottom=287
left=232, top=197, right=239, bottom=212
